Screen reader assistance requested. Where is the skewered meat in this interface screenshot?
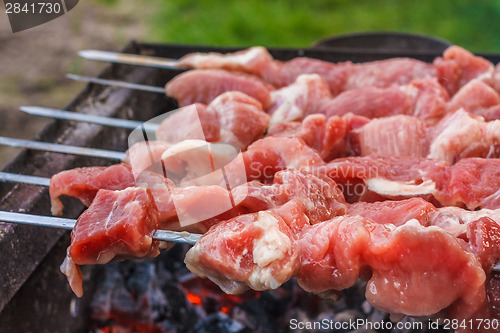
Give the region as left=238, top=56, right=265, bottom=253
left=269, top=113, right=369, bottom=161
left=429, top=206, right=500, bottom=238
left=447, top=79, right=500, bottom=115
left=49, top=44, right=500, bottom=332
left=347, top=197, right=436, bottom=227
left=317, top=155, right=500, bottom=210
left=61, top=187, right=161, bottom=297
left=267, top=74, right=332, bottom=124
left=165, top=69, right=274, bottom=108
left=125, top=140, right=172, bottom=176
left=50, top=162, right=344, bottom=233
left=269, top=108, right=500, bottom=164
left=206, top=91, right=269, bottom=149
left=354, top=108, right=500, bottom=163
left=156, top=92, right=269, bottom=150
left=235, top=169, right=348, bottom=223
left=428, top=109, right=500, bottom=163
left=362, top=219, right=485, bottom=318
left=434, top=45, right=495, bottom=95
left=435, top=158, right=500, bottom=209
left=263, top=57, right=352, bottom=95
left=344, top=57, right=436, bottom=90
left=187, top=205, right=488, bottom=320
left=49, top=164, right=135, bottom=216
left=226, top=136, right=325, bottom=184
left=318, top=78, right=449, bottom=122
left=177, top=46, right=273, bottom=75
left=174, top=47, right=440, bottom=94
left=155, top=103, right=221, bottom=144
left=185, top=201, right=308, bottom=294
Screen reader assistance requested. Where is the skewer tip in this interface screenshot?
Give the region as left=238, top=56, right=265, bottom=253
left=78, top=50, right=103, bottom=60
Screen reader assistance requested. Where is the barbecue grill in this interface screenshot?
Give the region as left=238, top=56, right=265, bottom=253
left=1, top=34, right=499, bottom=332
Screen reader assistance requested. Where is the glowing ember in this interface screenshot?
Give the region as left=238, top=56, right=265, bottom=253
left=187, top=293, right=202, bottom=305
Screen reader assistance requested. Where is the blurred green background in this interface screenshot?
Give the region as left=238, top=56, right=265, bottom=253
left=121, top=0, right=500, bottom=52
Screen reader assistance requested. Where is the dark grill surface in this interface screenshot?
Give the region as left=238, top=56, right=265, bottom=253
left=0, top=37, right=499, bottom=332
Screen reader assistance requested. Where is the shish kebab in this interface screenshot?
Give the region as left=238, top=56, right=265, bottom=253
left=2, top=172, right=500, bottom=275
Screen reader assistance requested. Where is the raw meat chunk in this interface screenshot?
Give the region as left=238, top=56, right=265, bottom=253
left=155, top=103, right=220, bottom=144
left=320, top=78, right=447, bottom=122
left=434, top=45, right=494, bottom=95
left=348, top=198, right=436, bottom=227
left=61, top=187, right=161, bottom=297
left=364, top=220, right=485, bottom=317
left=354, top=115, right=430, bottom=158
left=345, top=58, right=435, bottom=90
left=429, top=206, right=500, bottom=238
left=267, top=74, right=332, bottom=124
left=185, top=203, right=304, bottom=294
left=207, top=91, right=269, bottom=149
left=429, top=109, right=500, bottom=164
left=315, top=155, right=446, bottom=203
left=263, top=57, right=352, bottom=95
left=177, top=47, right=274, bottom=75
left=297, top=216, right=369, bottom=295
left=317, top=155, right=500, bottom=210
left=49, top=164, right=136, bottom=216
left=165, top=69, right=273, bottom=108
left=270, top=113, right=369, bottom=161
left=234, top=136, right=325, bottom=184
left=447, top=80, right=500, bottom=114
left=125, top=140, right=172, bottom=176
left=319, top=85, right=412, bottom=119
left=353, top=108, right=500, bottom=163
left=436, top=158, right=500, bottom=210
left=239, top=169, right=348, bottom=223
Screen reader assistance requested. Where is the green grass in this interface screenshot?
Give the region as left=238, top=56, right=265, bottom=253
left=139, top=0, right=500, bottom=52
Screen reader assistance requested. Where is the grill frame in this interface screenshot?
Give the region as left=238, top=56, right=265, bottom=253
left=1, top=37, right=499, bottom=330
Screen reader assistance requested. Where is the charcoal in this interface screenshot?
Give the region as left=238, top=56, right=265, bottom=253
left=190, top=312, right=248, bottom=333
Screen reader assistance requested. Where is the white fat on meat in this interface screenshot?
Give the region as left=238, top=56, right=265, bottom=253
left=429, top=207, right=500, bottom=237
left=60, top=256, right=83, bottom=298
left=428, top=109, right=485, bottom=163
left=365, top=178, right=436, bottom=197
left=268, top=74, right=332, bottom=124
left=185, top=210, right=297, bottom=294
left=484, top=120, right=500, bottom=156
left=479, top=190, right=500, bottom=216
left=248, top=211, right=294, bottom=290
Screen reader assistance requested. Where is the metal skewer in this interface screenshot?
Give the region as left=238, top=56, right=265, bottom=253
left=79, top=50, right=184, bottom=69
left=0, top=172, right=50, bottom=186
left=0, top=211, right=200, bottom=244
left=0, top=136, right=127, bottom=160
left=66, top=74, right=166, bottom=94
left=20, top=106, right=159, bottom=131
